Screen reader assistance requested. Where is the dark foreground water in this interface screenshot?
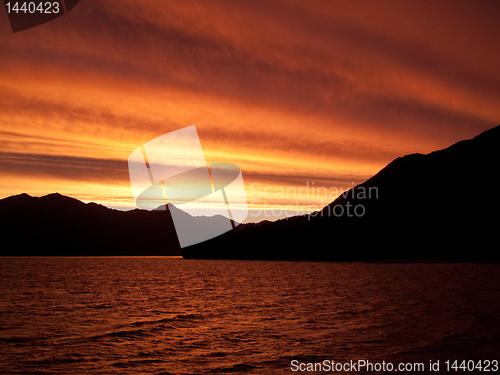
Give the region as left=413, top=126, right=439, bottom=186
left=0, top=258, right=499, bottom=374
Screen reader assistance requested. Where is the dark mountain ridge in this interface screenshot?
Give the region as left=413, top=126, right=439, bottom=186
left=2, top=124, right=499, bottom=260
left=184, top=124, right=500, bottom=260
left=0, top=193, right=181, bottom=256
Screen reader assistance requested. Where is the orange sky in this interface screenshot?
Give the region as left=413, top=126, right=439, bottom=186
left=1, top=0, right=499, bottom=222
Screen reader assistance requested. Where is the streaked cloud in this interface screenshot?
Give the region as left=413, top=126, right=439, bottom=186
left=1, top=0, right=499, bottom=221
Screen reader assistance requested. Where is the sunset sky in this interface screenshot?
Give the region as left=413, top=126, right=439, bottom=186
left=1, top=0, right=499, bottom=222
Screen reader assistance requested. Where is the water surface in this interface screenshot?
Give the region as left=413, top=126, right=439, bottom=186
left=0, top=258, right=498, bottom=374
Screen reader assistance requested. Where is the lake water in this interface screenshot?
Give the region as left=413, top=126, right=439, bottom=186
left=0, top=258, right=499, bottom=374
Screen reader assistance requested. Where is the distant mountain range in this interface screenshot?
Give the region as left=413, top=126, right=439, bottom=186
left=0, top=192, right=240, bottom=256
left=0, top=194, right=183, bottom=256
left=1, top=124, right=499, bottom=260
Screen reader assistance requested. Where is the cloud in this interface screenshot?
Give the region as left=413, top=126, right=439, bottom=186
left=1, top=0, right=499, bottom=219
left=0, top=152, right=128, bottom=182
left=2, top=0, right=499, bottom=134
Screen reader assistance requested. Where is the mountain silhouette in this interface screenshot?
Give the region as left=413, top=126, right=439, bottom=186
left=184, top=124, right=500, bottom=261
left=2, top=125, right=499, bottom=259
left=0, top=193, right=183, bottom=256
left=0, top=193, right=241, bottom=256
left=153, top=203, right=238, bottom=248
